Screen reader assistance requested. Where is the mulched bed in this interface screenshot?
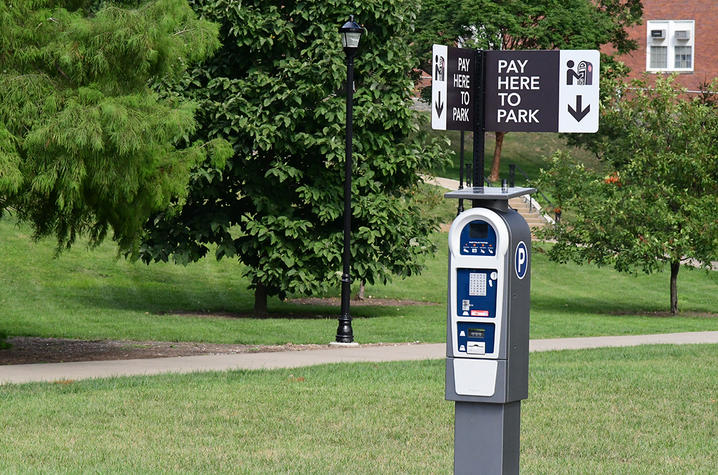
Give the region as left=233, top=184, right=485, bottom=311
left=0, top=337, right=420, bottom=366
left=286, top=297, right=438, bottom=307
left=0, top=299, right=439, bottom=365
left=0, top=337, right=325, bottom=365
left=154, top=298, right=439, bottom=320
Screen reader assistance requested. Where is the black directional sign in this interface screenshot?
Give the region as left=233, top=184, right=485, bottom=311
left=484, top=50, right=558, bottom=132
left=431, top=45, right=475, bottom=131
left=431, top=48, right=599, bottom=133
left=484, top=50, right=599, bottom=133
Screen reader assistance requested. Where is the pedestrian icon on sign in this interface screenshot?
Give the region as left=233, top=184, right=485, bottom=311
left=434, top=55, right=445, bottom=81
left=566, top=60, right=593, bottom=85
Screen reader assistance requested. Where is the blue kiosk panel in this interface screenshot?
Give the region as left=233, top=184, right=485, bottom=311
left=456, top=268, right=498, bottom=318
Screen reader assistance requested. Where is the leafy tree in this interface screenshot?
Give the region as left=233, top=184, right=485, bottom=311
left=140, top=0, right=449, bottom=313
left=538, top=75, right=718, bottom=314
left=413, top=0, right=643, bottom=182
left=0, top=0, right=231, bottom=253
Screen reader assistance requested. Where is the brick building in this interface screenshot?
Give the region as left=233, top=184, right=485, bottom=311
left=616, top=0, right=718, bottom=91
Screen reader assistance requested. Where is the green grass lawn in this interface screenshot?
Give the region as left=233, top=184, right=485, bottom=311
left=1, top=217, right=716, bottom=345
left=1, top=344, right=715, bottom=473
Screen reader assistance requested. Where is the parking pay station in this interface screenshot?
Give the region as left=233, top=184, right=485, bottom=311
left=444, top=187, right=534, bottom=475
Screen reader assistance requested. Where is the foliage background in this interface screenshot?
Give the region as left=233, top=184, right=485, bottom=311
left=539, top=75, right=718, bottom=313
left=0, top=0, right=231, bottom=253
left=140, top=0, right=449, bottom=309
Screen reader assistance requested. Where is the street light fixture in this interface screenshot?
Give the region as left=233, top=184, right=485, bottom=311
left=335, top=15, right=364, bottom=344
left=339, top=15, right=363, bottom=51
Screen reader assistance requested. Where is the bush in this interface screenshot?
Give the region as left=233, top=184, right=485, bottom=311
left=0, top=331, right=10, bottom=350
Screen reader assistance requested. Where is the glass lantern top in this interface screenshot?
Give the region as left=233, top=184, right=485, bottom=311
left=339, top=15, right=363, bottom=50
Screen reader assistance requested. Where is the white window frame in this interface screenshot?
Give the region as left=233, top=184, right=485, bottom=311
left=646, top=20, right=695, bottom=73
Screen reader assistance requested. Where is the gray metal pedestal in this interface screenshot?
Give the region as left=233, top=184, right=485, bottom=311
left=454, top=401, right=521, bottom=475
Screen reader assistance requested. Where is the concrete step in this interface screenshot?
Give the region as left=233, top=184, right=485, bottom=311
left=427, top=176, right=552, bottom=229
left=521, top=216, right=546, bottom=222
left=509, top=197, right=551, bottom=228
left=514, top=208, right=544, bottom=216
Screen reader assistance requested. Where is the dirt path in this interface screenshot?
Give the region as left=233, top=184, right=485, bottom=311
left=286, top=297, right=438, bottom=307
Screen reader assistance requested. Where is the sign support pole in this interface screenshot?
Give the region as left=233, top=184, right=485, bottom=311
left=458, top=130, right=465, bottom=215
left=472, top=50, right=487, bottom=208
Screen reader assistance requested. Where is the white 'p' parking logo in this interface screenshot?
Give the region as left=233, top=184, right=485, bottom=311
left=515, top=241, right=528, bottom=279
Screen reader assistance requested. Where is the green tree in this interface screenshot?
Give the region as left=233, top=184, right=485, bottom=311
left=538, top=75, right=718, bottom=314
left=140, top=0, right=449, bottom=313
left=0, top=0, right=231, bottom=253
left=413, top=0, right=643, bottom=182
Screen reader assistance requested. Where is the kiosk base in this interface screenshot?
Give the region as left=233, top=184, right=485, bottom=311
left=454, top=401, right=521, bottom=475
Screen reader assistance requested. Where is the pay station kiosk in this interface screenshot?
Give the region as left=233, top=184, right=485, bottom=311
left=444, top=187, right=534, bottom=475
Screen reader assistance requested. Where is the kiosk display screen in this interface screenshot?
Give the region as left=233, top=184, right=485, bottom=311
left=460, top=220, right=497, bottom=255
left=469, top=222, right=489, bottom=239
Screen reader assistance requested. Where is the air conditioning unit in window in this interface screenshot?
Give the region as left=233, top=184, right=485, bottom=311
left=650, top=29, right=666, bottom=40
left=675, top=30, right=690, bottom=41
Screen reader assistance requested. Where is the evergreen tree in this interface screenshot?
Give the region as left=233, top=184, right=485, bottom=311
left=140, top=0, right=449, bottom=313
left=0, top=0, right=231, bottom=252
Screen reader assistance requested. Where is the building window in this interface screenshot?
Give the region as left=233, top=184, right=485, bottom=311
left=650, top=46, right=668, bottom=69
left=646, top=20, right=694, bottom=72
left=674, top=46, right=692, bottom=69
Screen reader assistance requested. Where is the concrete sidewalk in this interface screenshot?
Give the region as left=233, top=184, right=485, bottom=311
left=2, top=331, right=718, bottom=385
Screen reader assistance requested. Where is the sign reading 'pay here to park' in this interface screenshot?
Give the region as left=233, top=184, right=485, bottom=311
left=431, top=46, right=600, bottom=134
left=431, top=45, right=475, bottom=131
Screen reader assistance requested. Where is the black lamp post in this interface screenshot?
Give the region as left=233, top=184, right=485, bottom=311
left=336, top=16, right=364, bottom=344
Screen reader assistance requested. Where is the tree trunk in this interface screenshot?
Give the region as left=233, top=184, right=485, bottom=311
left=355, top=280, right=366, bottom=301
left=670, top=261, right=679, bottom=315
left=490, top=131, right=506, bottom=183
left=254, top=282, right=268, bottom=315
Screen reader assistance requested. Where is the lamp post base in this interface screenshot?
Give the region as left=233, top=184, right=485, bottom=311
left=329, top=341, right=360, bottom=347
left=335, top=273, right=354, bottom=343
left=335, top=313, right=354, bottom=343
